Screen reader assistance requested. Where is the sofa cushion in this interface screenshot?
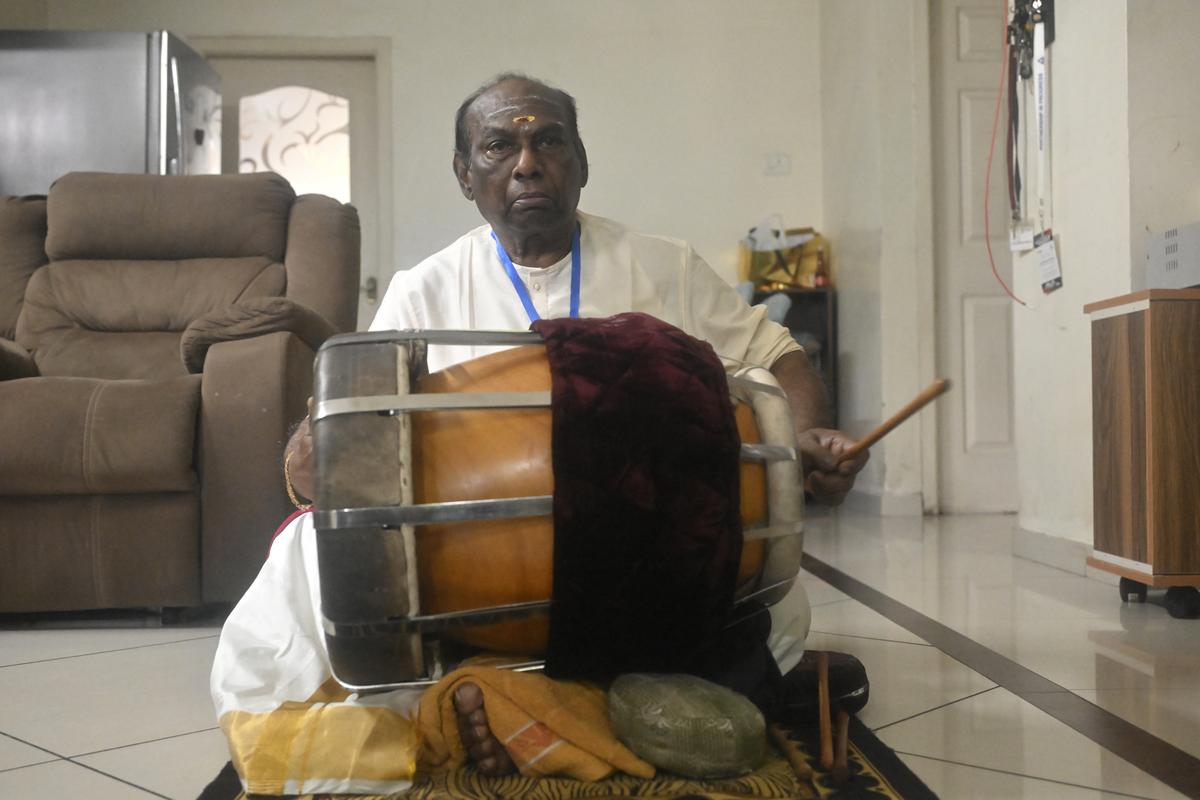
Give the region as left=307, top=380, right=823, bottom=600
left=46, top=172, right=295, bottom=262
left=0, top=196, right=48, bottom=339
left=0, top=374, right=201, bottom=495
left=0, top=493, right=200, bottom=611
left=16, top=258, right=286, bottom=379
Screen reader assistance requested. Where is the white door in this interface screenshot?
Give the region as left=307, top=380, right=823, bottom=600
left=208, top=55, right=381, bottom=330
left=932, top=0, right=1018, bottom=511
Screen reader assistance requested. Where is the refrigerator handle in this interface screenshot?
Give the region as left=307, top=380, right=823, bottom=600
left=168, top=55, right=182, bottom=175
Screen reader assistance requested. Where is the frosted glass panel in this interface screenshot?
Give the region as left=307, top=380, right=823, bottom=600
left=239, top=85, right=350, bottom=202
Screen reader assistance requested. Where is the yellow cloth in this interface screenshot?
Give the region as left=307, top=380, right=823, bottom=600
left=211, top=514, right=423, bottom=795
left=418, top=665, right=655, bottom=782
left=220, top=697, right=419, bottom=796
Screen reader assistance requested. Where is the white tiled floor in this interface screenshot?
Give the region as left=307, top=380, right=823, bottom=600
left=0, top=510, right=1195, bottom=798
left=803, top=511, right=1196, bottom=800
left=0, top=627, right=225, bottom=799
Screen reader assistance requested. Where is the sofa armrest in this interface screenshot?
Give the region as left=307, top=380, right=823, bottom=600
left=0, top=338, right=38, bottom=380
left=181, top=296, right=337, bottom=374
left=198, top=330, right=315, bottom=603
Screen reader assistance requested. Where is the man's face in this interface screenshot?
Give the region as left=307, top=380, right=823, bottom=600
left=454, top=80, right=588, bottom=239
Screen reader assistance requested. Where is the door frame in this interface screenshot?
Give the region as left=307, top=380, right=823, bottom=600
left=190, top=36, right=392, bottom=324
left=914, top=1, right=940, bottom=514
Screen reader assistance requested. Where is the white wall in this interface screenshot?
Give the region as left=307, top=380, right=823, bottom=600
left=1011, top=2, right=1132, bottom=545
left=820, top=0, right=883, bottom=494
left=1012, top=1, right=1200, bottom=549
left=17, top=0, right=823, bottom=289
left=1128, top=0, right=1200, bottom=277
left=875, top=2, right=934, bottom=510
left=819, top=0, right=932, bottom=512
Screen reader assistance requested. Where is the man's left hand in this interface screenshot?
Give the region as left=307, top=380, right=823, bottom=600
left=796, top=427, right=868, bottom=506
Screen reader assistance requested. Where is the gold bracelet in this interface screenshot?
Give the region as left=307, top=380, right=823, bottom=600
left=283, top=449, right=313, bottom=511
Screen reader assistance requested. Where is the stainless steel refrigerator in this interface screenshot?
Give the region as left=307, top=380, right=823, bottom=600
left=0, top=30, right=221, bottom=196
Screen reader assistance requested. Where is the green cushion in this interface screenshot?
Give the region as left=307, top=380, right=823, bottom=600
left=608, top=673, right=766, bottom=778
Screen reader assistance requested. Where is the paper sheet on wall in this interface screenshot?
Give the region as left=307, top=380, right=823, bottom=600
left=1033, top=230, right=1062, bottom=293
left=1010, top=221, right=1035, bottom=252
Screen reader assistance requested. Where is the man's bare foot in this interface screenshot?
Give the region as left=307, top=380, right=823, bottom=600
left=454, top=683, right=515, bottom=776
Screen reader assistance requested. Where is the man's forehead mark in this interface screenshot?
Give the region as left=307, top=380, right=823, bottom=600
left=477, top=119, right=566, bottom=139
left=514, top=115, right=536, bottom=124
left=478, top=95, right=562, bottom=119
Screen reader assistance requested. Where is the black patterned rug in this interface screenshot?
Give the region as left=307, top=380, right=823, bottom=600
left=199, top=715, right=936, bottom=800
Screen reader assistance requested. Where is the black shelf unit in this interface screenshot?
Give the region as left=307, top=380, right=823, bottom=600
left=752, top=286, right=837, bottom=426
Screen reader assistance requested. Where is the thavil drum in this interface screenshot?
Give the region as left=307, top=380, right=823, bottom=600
left=311, top=330, right=803, bottom=690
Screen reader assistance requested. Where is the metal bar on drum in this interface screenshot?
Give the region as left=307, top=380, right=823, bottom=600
left=739, top=365, right=804, bottom=611
left=406, top=329, right=544, bottom=346
left=336, top=660, right=545, bottom=692
left=322, top=599, right=551, bottom=638
left=732, top=575, right=798, bottom=608
left=740, top=443, right=797, bottom=462
left=315, top=495, right=554, bottom=530
left=400, top=600, right=552, bottom=633
left=320, top=329, right=545, bottom=351
left=315, top=391, right=551, bottom=420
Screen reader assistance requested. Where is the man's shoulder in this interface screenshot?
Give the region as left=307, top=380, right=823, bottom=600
left=579, top=211, right=694, bottom=259
left=405, top=222, right=493, bottom=278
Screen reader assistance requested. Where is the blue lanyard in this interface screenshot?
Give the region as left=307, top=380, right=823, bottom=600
left=491, top=226, right=581, bottom=323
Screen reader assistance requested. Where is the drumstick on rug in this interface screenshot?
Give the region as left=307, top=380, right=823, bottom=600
left=832, top=709, right=851, bottom=786
left=769, top=723, right=813, bottom=779
left=837, top=379, right=951, bottom=465
left=817, top=652, right=834, bottom=771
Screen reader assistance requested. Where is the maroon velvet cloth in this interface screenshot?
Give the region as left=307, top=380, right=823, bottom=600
left=531, top=313, right=743, bottom=680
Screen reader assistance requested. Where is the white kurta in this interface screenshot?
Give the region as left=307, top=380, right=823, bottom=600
left=369, top=211, right=801, bottom=374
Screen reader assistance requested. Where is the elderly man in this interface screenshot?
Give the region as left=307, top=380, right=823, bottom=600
left=217, top=74, right=867, bottom=792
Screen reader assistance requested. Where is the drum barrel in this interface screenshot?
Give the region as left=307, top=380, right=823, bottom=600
left=411, top=346, right=768, bottom=654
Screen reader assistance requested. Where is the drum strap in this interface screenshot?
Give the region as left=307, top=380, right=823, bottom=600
left=532, top=312, right=743, bottom=681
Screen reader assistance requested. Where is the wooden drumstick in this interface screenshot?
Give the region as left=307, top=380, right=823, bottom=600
left=832, top=709, right=851, bottom=785
left=817, top=652, right=834, bottom=771
left=837, top=378, right=951, bottom=464
left=768, top=723, right=813, bottom=779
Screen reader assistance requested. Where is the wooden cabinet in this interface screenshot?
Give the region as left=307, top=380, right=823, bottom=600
left=1086, top=290, right=1200, bottom=596
left=752, top=286, right=837, bottom=426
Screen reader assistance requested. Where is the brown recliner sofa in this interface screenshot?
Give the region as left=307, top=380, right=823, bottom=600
left=0, top=171, right=359, bottom=612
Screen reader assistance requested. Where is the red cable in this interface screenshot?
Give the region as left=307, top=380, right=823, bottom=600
left=984, top=2, right=1028, bottom=307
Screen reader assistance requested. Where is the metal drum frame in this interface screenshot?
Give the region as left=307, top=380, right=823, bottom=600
left=312, top=329, right=804, bottom=691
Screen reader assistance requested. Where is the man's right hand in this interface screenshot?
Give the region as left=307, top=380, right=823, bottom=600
left=795, top=427, right=868, bottom=506
left=285, top=410, right=315, bottom=504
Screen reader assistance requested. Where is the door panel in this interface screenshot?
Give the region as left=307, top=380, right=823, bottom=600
left=962, top=294, right=1013, bottom=450
left=933, top=0, right=1018, bottom=511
